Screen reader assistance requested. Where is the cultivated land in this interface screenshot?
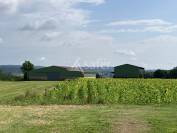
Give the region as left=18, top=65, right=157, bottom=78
left=0, top=80, right=176, bottom=133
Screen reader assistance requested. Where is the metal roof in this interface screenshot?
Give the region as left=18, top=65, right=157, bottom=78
left=30, top=66, right=83, bottom=73
left=115, top=64, right=144, bottom=70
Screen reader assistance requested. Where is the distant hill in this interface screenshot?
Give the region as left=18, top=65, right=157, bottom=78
left=0, top=65, right=22, bottom=76
left=0, top=65, right=114, bottom=76
left=0, top=65, right=43, bottom=76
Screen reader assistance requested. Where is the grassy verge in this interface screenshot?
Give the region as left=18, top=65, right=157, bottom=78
left=0, top=105, right=176, bottom=133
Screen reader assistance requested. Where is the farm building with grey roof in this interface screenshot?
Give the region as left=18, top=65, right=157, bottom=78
left=29, top=66, right=84, bottom=81
left=114, top=64, right=145, bottom=78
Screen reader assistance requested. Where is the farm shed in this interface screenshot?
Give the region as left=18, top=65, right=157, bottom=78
left=29, top=66, right=84, bottom=81
left=114, top=64, right=145, bottom=78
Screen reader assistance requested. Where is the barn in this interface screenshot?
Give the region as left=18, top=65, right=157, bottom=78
left=114, top=64, right=145, bottom=78
left=29, top=66, right=84, bottom=81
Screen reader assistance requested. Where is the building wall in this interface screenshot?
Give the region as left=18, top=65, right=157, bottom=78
left=29, top=73, right=48, bottom=81
left=114, top=65, right=144, bottom=78
left=29, top=69, right=84, bottom=81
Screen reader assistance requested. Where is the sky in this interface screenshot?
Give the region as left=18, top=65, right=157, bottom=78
left=1, top=0, right=177, bottom=69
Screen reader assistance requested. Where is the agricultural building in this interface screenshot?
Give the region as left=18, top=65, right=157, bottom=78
left=114, top=64, right=145, bottom=78
left=29, top=66, right=84, bottom=81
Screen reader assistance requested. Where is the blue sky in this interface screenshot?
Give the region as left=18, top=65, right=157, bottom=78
left=1, top=0, right=177, bottom=69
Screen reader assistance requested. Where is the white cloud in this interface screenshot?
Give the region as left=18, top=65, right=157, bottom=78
left=78, top=0, right=105, bottom=5
left=100, top=25, right=177, bottom=33
left=104, top=19, right=177, bottom=33
left=143, top=25, right=177, bottom=33
left=1, top=0, right=105, bottom=32
left=108, top=19, right=171, bottom=26
left=0, top=0, right=25, bottom=13
left=133, top=35, right=177, bottom=69
left=48, top=0, right=105, bottom=6
left=20, top=18, right=57, bottom=31
left=0, top=0, right=105, bottom=14
left=141, top=35, right=177, bottom=45
left=115, top=49, right=136, bottom=56
left=39, top=57, right=46, bottom=61
left=0, top=38, right=3, bottom=43
left=40, top=31, right=114, bottom=47
left=41, top=32, right=61, bottom=41
left=17, top=0, right=104, bottom=31
left=99, top=29, right=146, bottom=33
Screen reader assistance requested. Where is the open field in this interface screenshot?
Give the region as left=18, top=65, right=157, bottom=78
left=0, top=81, right=58, bottom=104
left=0, top=80, right=176, bottom=133
left=14, top=79, right=177, bottom=105
left=0, top=105, right=177, bottom=133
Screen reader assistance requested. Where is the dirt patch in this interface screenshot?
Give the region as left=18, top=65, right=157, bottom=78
left=0, top=105, right=91, bottom=125
left=27, top=119, right=51, bottom=126
left=0, top=105, right=91, bottom=112
left=113, top=118, right=149, bottom=133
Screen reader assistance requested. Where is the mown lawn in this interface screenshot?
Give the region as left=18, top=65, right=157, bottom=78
left=0, top=105, right=176, bottom=133
left=0, top=81, right=58, bottom=103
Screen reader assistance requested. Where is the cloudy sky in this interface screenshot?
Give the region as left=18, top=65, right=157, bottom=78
left=1, top=0, right=177, bottom=69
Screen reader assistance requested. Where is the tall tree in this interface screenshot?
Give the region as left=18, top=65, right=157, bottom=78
left=21, top=61, right=34, bottom=81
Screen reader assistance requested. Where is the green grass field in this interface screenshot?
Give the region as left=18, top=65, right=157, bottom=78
left=0, top=105, right=177, bottom=133
left=0, top=81, right=58, bottom=104
left=0, top=80, right=176, bottom=133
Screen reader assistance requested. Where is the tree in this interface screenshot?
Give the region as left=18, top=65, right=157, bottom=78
left=144, top=70, right=154, bottom=78
left=170, top=67, right=177, bottom=78
left=153, top=69, right=169, bottom=78
left=21, top=61, right=34, bottom=81
left=96, top=73, right=102, bottom=78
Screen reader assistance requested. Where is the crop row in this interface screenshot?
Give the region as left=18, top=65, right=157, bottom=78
left=34, top=79, right=177, bottom=105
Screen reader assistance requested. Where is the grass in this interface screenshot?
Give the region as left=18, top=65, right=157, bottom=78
left=0, top=105, right=176, bottom=133
left=0, top=81, right=58, bottom=104
left=0, top=80, right=176, bottom=132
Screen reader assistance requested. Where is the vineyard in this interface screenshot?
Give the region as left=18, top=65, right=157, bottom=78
left=16, top=79, right=177, bottom=105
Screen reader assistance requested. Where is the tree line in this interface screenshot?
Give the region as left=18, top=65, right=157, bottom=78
left=145, top=67, right=177, bottom=79
left=1, top=60, right=177, bottom=80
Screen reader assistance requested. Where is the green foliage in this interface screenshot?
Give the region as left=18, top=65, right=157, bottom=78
left=152, top=67, right=177, bottom=79
left=21, top=61, right=34, bottom=81
left=0, top=69, right=18, bottom=81
left=169, top=67, right=177, bottom=78
left=78, top=87, right=85, bottom=102
left=153, top=69, right=169, bottom=78
left=144, top=70, right=154, bottom=78
left=16, top=79, right=177, bottom=105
